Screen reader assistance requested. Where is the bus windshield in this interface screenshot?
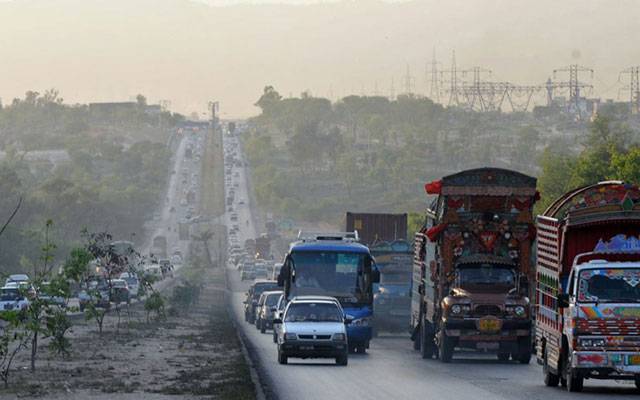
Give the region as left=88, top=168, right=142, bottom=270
left=290, top=251, right=370, bottom=304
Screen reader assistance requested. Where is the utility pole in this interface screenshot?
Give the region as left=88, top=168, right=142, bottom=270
left=620, top=66, right=640, bottom=114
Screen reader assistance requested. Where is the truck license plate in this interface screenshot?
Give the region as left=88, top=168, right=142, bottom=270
left=478, top=318, right=502, bottom=332
left=300, top=345, right=314, bottom=350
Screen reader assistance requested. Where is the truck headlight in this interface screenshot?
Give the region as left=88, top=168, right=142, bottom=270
left=332, top=333, right=346, bottom=341
left=451, top=304, right=462, bottom=315
left=284, top=333, right=297, bottom=341
left=579, top=338, right=605, bottom=347
left=514, top=306, right=526, bottom=317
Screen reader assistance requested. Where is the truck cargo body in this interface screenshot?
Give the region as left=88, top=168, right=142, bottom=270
left=535, top=181, right=640, bottom=391
left=345, top=212, right=408, bottom=246
left=411, top=168, right=537, bottom=363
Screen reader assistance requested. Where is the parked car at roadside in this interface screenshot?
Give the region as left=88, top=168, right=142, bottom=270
left=78, top=280, right=110, bottom=311
left=37, top=281, right=66, bottom=307
left=0, top=283, right=30, bottom=312
left=119, top=272, right=140, bottom=298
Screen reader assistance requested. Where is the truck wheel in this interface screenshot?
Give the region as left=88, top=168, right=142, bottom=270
left=543, top=347, right=559, bottom=387
left=277, top=348, right=288, bottom=365
left=336, top=352, right=348, bottom=366
left=413, top=324, right=422, bottom=351
left=255, top=318, right=261, bottom=330
left=565, top=362, right=583, bottom=392
left=634, top=376, right=640, bottom=390
left=420, top=321, right=435, bottom=359
left=516, top=336, right=532, bottom=364
left=260, top=321, right=266, bottom=334
left=273, top=331, right=278, bottom=343
left=497, top=353, right=510, bottom=362
left=438, top=331, right=454, bottom=363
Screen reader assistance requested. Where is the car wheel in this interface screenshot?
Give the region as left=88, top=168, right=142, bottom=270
left=336, top=352, right=348, bottom=366
left=277, top=348, right=288, bottom=365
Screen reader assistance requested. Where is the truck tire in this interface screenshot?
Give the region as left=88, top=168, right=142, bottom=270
left=543, top=346, right=559, bottom=387
left=420, top=321, right=435, bottom=359
left=634, top=376, right=640, bottom=390
left=497, top=353, right=510, bottom=362
left=413, top=325, right=422, bottom=351
left=273, top=330, right=278, bottom=343
left=438, top=331, right=454, bottom=363
left=516, top=336, right=532, bottom=364
left=565, top=358, right=583, bottom=392
left=260, top=321, right=266, bottom=334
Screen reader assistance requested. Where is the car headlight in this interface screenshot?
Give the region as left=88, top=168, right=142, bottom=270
left=332, top=333, right=346, bottom=341
left=352, top=317, right=372, bottom=327
left=450, top=304, right=462, bottom=315
left=284, top=333, right=298, bottom=341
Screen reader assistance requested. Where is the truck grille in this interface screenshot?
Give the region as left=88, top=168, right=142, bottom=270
left=576, top=319, right=640, bottom=336
left=473, top=305, right=502, bottom=317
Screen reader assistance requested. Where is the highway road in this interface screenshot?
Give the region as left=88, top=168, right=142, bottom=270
left=221, top=131, right=639, bottom=400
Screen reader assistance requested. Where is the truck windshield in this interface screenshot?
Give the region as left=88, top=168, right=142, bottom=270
left=578, top=268, right=640, bottom=303
left=381, top=271, right=411, bottom=285
left=290, top=251, right=369, bottom=303
left=284, top=302, right=343, bottom=322
left=457, top=264, right=515, bottom=287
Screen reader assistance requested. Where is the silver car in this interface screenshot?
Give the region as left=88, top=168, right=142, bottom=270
left=275, top=296, right=350, bottom=365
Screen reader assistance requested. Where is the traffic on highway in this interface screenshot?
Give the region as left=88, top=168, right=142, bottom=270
left=221, top=124, right=640, bottom=399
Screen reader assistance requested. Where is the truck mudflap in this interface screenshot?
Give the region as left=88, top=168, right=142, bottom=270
left=572, top=351, right=640, bottom=375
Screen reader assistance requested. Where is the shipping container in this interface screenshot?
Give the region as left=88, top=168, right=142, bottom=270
left=345, top=212, right=408, bottom=246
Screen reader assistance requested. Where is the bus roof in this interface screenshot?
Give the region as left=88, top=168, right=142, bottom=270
left=290, top=241, right=370, bottom=254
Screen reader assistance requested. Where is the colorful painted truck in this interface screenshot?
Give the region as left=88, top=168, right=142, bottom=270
left=535, top=181, right=640, bottom=392
left=411, top=168, right=537, bottom=363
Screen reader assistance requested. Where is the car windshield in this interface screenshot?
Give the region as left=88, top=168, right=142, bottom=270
left=0, top=288, right=21, bottom=301
left=577, top=268, right=640, bottom=303
left=290, top=251, right=369, bottom=302
left=457, top=264, right=515, bottom=287
left=123, top=277, right=138, bottom=285
left=252, top=283, right=278, bottom=299
left=284, top=302, right=342, bottom=322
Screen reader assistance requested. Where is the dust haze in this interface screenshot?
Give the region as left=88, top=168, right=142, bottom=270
left=0, top=0, right=638, bottom=116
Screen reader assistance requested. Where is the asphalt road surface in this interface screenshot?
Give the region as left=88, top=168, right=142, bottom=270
left=222, top=132, right=638, bottom=400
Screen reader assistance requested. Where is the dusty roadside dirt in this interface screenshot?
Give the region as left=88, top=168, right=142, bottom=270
left=0, top=259, right=255, bottom=400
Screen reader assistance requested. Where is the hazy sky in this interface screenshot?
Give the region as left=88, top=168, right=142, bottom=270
left=1, top=0, right=639, bottom=117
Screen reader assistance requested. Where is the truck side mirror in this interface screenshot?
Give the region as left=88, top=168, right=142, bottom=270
left=557, top=293, right=570, bottom=308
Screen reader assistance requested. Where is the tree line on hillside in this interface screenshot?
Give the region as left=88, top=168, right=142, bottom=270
left=245, top=86, right=616, bottom=226
left=0, top=91, right=184, bottom=272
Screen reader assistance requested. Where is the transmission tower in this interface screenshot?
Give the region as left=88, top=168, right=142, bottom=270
left=552, top=64, right=594, bottom=118
left=402, top=64, right=415, bottom=95
left=620, top=66, right=640, bottom=114
left=426, top=48, right=442, bottom=102
left=442, top=51, right=460, bottom=107
left=460, top=66, right=493, bottom=111
left=389, top=77, right=396, bottom=100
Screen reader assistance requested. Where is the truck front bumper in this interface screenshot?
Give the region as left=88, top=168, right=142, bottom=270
left=443, top=319, right=531, bottom=352
left=572, top=351, right=640, bottom=377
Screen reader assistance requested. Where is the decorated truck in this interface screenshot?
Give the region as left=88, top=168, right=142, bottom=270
left=410, top=168, right=537, bottom=363
left=535, top=181, right=640, bottom=392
